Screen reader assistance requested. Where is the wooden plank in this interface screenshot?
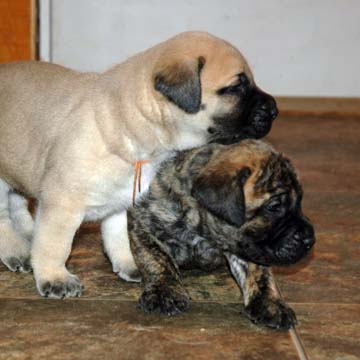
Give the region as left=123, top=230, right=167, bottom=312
left=30, top=0, right=37, bottom=60
left=0, top=0, right=36, bottom=62
left=276, top=97, right=360, bottom=118
left=293, top=304, right=360, bottom=360
left=0, top=299, right=297, bottom=360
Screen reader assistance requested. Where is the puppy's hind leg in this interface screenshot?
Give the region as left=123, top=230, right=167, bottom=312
left=9, top=191, right=34, bottom=241
left=225, top=253, right=297, bottom=330
left=0, top=179, right=31, bottom=272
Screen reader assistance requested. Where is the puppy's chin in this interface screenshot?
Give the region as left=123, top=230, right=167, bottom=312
left=208, top=132, right=245, bottom=145
left=233, top=241, right=311, bottom=267
left=207, top=115, right=274, bottom=144
left=242, top=116, right=274, bottom=139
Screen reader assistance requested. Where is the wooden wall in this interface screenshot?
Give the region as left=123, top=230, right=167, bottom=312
left=0, top=0, right=36, bottom=62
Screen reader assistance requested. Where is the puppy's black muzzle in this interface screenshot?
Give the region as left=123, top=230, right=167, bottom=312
left=241, top=88, right=278, bottom=139
left=272, top=215, right=315, bottom=265
left=210, top=86, right=278, bottom=145
left=238, top=214, right=315, bottom=267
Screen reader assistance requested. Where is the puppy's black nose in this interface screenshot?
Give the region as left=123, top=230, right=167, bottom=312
left=270, top=105, right=278, bottom=120
left=267, top=99, right=278, bottom=120
left=303, top=236, right=315, bottom=251
left=294, top=230, right=315, bottom=251
left=260, top=98, right=278, bottom=120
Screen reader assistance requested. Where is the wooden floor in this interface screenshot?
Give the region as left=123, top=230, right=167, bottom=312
left=1, top=112, right=359, bottom=360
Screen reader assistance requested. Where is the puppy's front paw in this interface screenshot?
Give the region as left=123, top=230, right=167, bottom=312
left=2, top=256, right=32, bottom=273
left=37, top=274, right=83, bottom=299
left=1, top=237, right=31, bottom=273
left=110, top=255, right=142, bottom=283
left=138, top=284, right=190, bottom=316
left=113, top=262, right=142, bottom=283
left=244, top=297, right=297, bottom=330
left=117, top=268, right=142, bottom=283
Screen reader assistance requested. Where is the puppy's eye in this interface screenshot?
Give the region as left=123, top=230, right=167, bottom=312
left=265, top=200, right=282, bottom=213
left=217, top=83, right=245, bottom=96
left=217, top=73, right=250, bottom=96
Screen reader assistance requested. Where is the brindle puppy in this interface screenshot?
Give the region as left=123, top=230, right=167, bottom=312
left=128, top=140, right=315, bottom=329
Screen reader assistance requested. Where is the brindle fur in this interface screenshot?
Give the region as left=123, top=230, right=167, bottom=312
left=128, top=140, right=315, bottom=329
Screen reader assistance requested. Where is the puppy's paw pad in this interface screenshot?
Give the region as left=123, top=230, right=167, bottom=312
left=3, top=257, right=32, bottom=273
left=245, top=298, right=297, bottom=330
left=139, top=285, right=190, bottom=316
left=39, top=275, right=83, bottom=299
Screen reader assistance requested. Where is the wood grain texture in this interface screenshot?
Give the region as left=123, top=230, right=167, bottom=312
left=0, top=300, right=297, bottom=360
left=0, top=0, right=36, bottom=62
left=0, top=114, right=359, bottom=359
left=276, top=97, right=360, bottom=118
left=293, top=304, right=360, bottom=360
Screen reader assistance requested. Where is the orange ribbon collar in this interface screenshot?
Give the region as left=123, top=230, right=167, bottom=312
left=133, top=160, right=150, bottom=205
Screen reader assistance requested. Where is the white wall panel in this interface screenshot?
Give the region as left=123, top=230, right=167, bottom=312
left=40, top=0, right=360, bottom=96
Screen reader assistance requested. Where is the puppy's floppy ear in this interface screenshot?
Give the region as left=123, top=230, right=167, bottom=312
left=191, top=167, right=251, bottom=227
left=154, top=56, right=205, bottom=114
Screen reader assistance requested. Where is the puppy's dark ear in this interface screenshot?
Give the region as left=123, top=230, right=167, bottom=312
left=191, top=167, right=251, bottom=227
left=154, top=56, right=205, bottom=114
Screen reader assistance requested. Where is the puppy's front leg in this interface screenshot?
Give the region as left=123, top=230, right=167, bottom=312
left=31, top=200, right=84, bottom=298
left=101, top=211, right=141, bottom=282
left=128, top=212, right=190, bottom=315
left=225, top=253, right=297, bottom=329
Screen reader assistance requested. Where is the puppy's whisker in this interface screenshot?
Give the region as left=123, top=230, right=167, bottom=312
left=271, top=276, right=309, bottom=360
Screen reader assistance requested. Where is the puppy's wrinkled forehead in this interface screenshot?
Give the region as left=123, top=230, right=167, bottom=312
left=242, top=143, right=300, bottom=211
left=211, top=140, right=300, bottom=209
left=198, top=38, right=254, bottom=90
left=160, top=31, right=254, bottom=87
